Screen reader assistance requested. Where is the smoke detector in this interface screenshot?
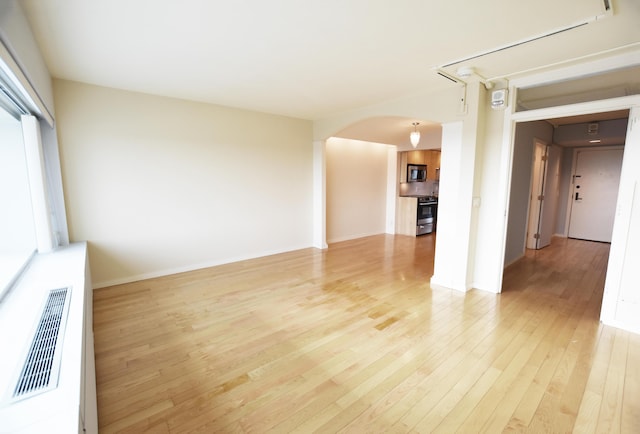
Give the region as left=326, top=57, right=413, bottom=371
left=456, top=66, right=476, bottom=78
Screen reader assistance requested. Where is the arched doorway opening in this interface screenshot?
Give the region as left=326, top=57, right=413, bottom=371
left=320, top=116, right=442, bottom=245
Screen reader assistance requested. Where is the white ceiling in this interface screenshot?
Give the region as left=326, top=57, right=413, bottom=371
left=15, top=0, right=640, bottom=150
left=20, top=0, right=640, bottom=126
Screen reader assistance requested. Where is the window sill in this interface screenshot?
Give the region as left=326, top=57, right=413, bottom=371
left=0, top=242, right=96, bottom=434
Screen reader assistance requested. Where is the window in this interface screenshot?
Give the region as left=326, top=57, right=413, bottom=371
left=0, top=35, right=62, bottom=300
left=0, top=107, right=37, bottom=296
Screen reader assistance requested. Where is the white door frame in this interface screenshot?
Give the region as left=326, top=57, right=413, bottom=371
left=490, top=51, right=640, bottom=294
left=495, top=95, right=640, bottom=334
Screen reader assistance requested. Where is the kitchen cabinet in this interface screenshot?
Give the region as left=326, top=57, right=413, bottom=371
left=399, top=152, right=408, bottom=183
left=427, top=151, right=442, bottom=180
left=426, top=150, right=441, bottom=180
left=396, top=196, right=438, bottom=236
left=398, top=150, right=441, bottom=182
left=407, top=150, right=426, bottom=165
left=396, top=196, right=417, bottom=235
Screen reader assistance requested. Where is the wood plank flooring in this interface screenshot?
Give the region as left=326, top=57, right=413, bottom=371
left=93, top=234, right=640, bottom=433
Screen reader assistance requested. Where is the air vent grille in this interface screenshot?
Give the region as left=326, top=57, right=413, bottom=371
left=13, top=287, right=70, bottom=400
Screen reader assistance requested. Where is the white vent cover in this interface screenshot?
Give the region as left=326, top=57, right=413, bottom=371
left=12, top=287, right=71, bottom=401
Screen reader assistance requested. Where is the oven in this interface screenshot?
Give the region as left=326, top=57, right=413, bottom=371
left=416, top=197, right=437, bottom=235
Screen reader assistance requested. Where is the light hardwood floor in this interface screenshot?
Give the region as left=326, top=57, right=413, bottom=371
left=93, top=234, right=639, bottom=433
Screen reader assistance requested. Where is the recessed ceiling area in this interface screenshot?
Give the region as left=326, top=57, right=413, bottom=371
left=545, top=109, right=630, bottom=127
left=550, top=113, right=629, bottom=147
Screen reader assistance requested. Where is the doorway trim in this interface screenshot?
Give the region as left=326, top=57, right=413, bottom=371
left=496, top=95, right=640, bottom=330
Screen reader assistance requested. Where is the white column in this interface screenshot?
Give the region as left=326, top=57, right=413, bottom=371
left=431, top=82, right=486, bottom=292
left=431, top=121, right=464, bottom=291
left=312, top=140, right=328, bottom=249
left=385, top=147, right=398, bottom=234
left=601, top=106, right=640, bottom=334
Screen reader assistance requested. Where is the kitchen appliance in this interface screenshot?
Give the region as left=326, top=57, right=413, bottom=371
left=407, top=164, right=427, bottom=182
left=417, top=196, right=437, bottom=235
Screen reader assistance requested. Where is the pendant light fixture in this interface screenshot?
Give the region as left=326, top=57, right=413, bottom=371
left=410, top=122, right=420, bottom=147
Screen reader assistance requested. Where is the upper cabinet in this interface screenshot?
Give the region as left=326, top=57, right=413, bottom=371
left=429, top=151, right=441, bottom=180
left=399, top=150, right=441, bottom=182
left=407, top=150, right=427, bottom=165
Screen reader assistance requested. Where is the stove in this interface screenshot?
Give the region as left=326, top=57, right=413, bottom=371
left=417, top=196, right=437, bottom=235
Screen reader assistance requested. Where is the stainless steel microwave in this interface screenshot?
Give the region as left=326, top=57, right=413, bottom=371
left=407, top=164, right=426, bottom=182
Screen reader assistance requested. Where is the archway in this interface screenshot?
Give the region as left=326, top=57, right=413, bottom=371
left=315, top=116, right=442, bottom=247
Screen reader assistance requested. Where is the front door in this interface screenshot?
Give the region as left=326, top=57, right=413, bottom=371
left=568, top=148, right=624, bottom=242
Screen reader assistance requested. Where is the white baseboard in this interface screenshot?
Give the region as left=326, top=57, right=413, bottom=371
left=327, top=231, right=384, bottom=244
left=430, top=276, right=470, bottom=293
left=503, top=253, right=524, bottom=269
left=92, top=243, right=314, bottom=289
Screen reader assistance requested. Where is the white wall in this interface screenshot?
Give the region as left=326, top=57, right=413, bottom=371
left=53, top=79, right=314, bottom=287
left=325, top=137, right=390, bottom=243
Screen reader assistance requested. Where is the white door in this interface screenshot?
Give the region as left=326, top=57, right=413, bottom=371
left=538, top=145, right=562, bottom=248
left=526, top=140, right=548, bottom=249
left=568, top=148, right=624, bottom=242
